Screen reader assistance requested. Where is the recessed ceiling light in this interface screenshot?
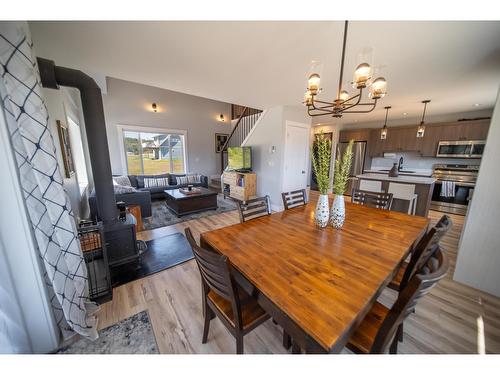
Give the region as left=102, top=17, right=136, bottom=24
left=403, top=112, right=408, bottom=116
left=474, top=103, right=481, bottom=107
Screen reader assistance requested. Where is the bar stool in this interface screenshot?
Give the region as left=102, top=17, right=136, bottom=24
left=388, top=182, right=418, bottom=215
left=359, top=180, right=383, bottom=193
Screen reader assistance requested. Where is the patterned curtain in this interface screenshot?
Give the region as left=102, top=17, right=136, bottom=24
left=0, top=22, right=97, bottom=340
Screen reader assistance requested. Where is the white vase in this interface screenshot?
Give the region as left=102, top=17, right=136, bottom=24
left=315, top=194, right=330, bottom=228
left=330, top=194, right=346, bottom=228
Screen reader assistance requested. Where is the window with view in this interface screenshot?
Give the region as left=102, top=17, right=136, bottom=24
left=123, top=130, right=186, bottom=175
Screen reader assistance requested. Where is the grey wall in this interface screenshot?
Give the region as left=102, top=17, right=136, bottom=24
left=102, top=77, right=232, bottom=177
left=454, top=89, right=500, bottom=297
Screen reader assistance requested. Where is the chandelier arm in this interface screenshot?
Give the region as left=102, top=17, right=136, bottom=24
left=309, top=112, right=337, bottom=117
left=339, top=90, right=364, bottom=110
left=311, top=97, right=337, bottom=106
left=343, top=103, right=378, bottom=114
left=339, top=92, right=361, bottom=105
left=308, top=106, right=335, bottom=113
left=308, top=100, right=334, bottom=111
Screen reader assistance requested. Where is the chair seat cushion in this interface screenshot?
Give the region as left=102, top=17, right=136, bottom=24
left=208, top=288, right=268, bottom=331
left=388, top=262, right=408, bottom=291
left=347, top=302, right=390, bottom=354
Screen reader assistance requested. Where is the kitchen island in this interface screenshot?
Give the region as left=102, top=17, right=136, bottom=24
left=355, top=173, right=436, bottom=217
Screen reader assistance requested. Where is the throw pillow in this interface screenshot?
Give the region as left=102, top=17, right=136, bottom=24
left=187, top=174, right=202, bottom=184
left=113, top=184, right=136, bottom=194
left=144, top=176, right=170, bottom=188
left=113, top=175, right=132, bottom=187
left=176, top=175, right=189, bottom=185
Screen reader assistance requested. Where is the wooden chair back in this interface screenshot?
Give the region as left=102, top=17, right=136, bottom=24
left=184, top=228, right=243, bottom=329
left=351, top=189, right=393, bottom=210
left=399, top=215, right=452, bottom=290
left=238, top=196, right=271, bottom=223
left=371, top=248, right=449, bottom=353
left=281, top=189, right=307, bottom=210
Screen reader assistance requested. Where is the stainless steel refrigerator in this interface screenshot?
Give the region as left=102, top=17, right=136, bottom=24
left=336, top=141, right=367, bottom=196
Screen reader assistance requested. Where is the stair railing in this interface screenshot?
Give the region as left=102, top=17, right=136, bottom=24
left=219, top=106, right=262, bottom=173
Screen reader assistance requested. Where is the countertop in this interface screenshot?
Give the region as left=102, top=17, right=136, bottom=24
left=363, top=168, right=433, bottom=177
left=356, top=173, right=436, bottom=185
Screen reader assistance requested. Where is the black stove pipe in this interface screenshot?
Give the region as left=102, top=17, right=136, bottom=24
left=37, top=57, right=117, bottom=224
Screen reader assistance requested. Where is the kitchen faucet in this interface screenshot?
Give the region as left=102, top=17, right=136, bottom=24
left=398, top=157, right=404, bottom=171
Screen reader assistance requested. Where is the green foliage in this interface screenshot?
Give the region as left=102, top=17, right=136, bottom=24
left=333, top=139, right=354, bottom=195
left=311, top=131, right=332, bottom=195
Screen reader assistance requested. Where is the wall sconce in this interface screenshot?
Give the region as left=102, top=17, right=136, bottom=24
left=152, top=103, right=158, bottom=113
left=218, top=114, right=225, bottom=122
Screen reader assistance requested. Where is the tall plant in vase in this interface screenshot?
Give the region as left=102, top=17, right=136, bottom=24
left=311, top=131, right=332, bottom=228
left=330, top=139, right=354, bottom=228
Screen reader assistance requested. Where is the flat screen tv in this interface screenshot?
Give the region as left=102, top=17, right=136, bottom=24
left=227, top=146, right=252, bottom=171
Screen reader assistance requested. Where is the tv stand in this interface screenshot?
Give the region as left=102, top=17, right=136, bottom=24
left=222, top=171, right=256, bottom=202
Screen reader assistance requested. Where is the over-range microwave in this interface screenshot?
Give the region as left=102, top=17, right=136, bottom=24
left=436, top=140, right=485, bottom=158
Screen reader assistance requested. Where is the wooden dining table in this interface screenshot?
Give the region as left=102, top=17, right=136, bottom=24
left=200, top=200, right=429, bottom=353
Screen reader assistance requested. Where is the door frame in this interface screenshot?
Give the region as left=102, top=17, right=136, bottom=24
left=282, top=120, right=311, bottom=194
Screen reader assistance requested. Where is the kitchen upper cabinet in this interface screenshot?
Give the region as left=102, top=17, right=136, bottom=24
left=339, top=129, right=371, bottom=142
left=368, top=126, right=419, bottom=156
left=419, top=120, right=490, bottom=156
left=365, top=119, right=490, bottom=157
left=457, top=120, right=490, bottom=140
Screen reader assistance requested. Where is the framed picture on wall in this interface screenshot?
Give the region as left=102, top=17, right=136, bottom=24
left=215, top=133, right=229, bottom=153
left=56, top=120, right=75, bottom=178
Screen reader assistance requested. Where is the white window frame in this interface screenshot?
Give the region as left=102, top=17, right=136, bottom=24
left=117, top=124, right=189, bottom=175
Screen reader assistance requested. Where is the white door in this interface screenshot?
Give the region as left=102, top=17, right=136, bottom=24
left=283, top=122, right=310, bottom=193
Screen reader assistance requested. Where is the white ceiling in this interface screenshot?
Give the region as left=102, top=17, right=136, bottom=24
left=29, top=21, right=500, bottom=125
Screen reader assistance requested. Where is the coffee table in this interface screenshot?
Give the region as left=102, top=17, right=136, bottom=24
left=164, top=187, right=218, bottom=217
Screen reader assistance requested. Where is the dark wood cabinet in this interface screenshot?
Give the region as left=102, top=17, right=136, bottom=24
left=339, top=129, right=371, bottom=142
left=344, top=119, right=491, bottom=158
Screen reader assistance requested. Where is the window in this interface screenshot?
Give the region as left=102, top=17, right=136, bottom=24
left=123, top=130, right=186, bottom=175
left=67, top=117, right=89, bottom=192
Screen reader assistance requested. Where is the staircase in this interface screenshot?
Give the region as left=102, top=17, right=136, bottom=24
left=219, top=105, right=263, bottom=173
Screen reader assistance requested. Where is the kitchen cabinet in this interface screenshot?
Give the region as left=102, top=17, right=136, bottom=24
left=339, top=129, right=371, bottom=142
left=368, top=126, right=419, bottom=157
left=352, top=119, right=491, bottom=158
left=418, top=119, right=490, bottom=156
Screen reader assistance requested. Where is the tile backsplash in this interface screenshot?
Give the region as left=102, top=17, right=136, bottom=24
left=370, top=152, right=481, bottom=170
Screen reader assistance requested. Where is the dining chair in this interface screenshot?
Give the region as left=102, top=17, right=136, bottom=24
left=238, top=195, right=271, bottom=223
left=359, top=179, right=383, bottom=192
left=351, top=189, right=393, bottom=210
left=281, top=189, right=307, bottom=210
left=388, top=182, right=418, bottom=215
left=184, top=227, right=270, bottom=354
left=346, top=247, right=449, bottom=354
left=388, top=214, right=452, bottom=293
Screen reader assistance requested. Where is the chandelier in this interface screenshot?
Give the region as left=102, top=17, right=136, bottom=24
left=303, top=21, right=388, bottom=118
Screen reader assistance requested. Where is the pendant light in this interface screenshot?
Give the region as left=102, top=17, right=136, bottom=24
left=417, top=100, right=431, bottom=138
left=381, top=106, right=391, bottom=139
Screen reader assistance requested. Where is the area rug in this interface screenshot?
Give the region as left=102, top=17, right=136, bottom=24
left=143, top=194, right=237, bottom=230
left=111, top=232, right=193, bottom=287
left=57, top=311, right=158, bottom=354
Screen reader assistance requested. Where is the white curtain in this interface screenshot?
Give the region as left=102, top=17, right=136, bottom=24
left=0, top=22, right=97, bottom=340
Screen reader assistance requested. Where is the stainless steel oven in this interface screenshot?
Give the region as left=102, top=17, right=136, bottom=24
left=431, top=164, right=479, bottom=215
left=436, top=140, right=485, bottom=158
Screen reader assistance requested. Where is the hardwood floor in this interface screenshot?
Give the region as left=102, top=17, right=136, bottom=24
left=95, top=193, right=500, bottom=354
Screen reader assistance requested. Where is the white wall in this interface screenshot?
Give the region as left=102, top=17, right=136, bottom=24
left=42, top=86, right=92, bottom=221
left=454, top=89, right=500, bottom=297
left=244, top=105, right=311, bottom=211
left=103, top=77, right=232, bottom=178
